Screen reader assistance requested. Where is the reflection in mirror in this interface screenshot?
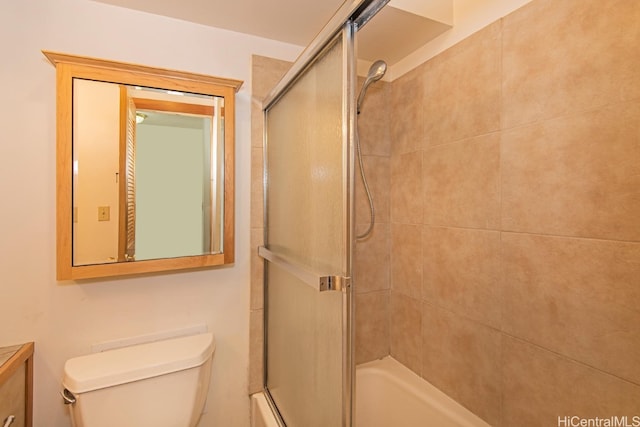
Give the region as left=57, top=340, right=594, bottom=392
left=44, top=51, right=243, bottom=280
left=72, top=80, right=225, bottom=265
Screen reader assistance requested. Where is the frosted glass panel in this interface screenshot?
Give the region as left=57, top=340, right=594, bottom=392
left=264, top=34, right=347, bottom=426
left=266, top=36, right=345, bottom=276
left=266, top=263, right=343, bottom=427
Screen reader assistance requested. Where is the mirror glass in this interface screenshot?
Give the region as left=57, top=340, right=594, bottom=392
left=45, top=51, right=242, bottom=280
left=72, top=79, right=225, bottom=266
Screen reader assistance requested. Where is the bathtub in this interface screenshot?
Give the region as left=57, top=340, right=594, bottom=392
left=251, top=356, right=490, bottom=427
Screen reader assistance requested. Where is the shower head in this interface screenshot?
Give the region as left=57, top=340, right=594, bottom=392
left=365, top=59, right=388, bottom=82
left=357, top=60, right=387, bottom=114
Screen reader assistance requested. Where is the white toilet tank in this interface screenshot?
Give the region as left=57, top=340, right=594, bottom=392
left=62, top=332, right=215, bottom=427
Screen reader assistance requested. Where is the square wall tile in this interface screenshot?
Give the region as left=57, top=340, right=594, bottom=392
left=391, top=64, right=426, bottom=155
left=391, top=151, right=423, bottom=224
left=355, top=155, right=389, bottom=225
left=423, top=226, right=501, bottom=328
left=251, top=147, right=264, bottom=229
left=503, top=336, right=640, bottom=427
left=423, top=133, right=500, bottom=229
left=501, top=101, right=640, bottom=241
left=250, top=228, right=264, bottom=311
left=251, top=100, right=264, bottom=148
left=501, top=232, right=640, bottom=384
left=357, top=78, right=391, bottom=156
left=355, top=290, right=390, bottom=364
left=502, top=0, right=640, bottom=128
left=390, top=292, right=422, bottom=375
left=251, top=55, right=292, bottom=100
left=390, top=223, right=422, bottom=299
left=423, top=21, right=501, bottom=146
left=249, top=309, right=264, bottom=395
left=354, top=222, right=390, bottom=294
left=422, top=303, right=502, bottom=426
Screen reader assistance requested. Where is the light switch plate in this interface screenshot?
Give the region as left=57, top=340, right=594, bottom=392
left=98, top=206, right=110, bottom=221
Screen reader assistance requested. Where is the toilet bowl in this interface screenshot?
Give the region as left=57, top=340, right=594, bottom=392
left=62, top=332, right=214, bottom=427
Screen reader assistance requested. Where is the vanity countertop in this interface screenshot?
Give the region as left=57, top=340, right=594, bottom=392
left=0, top=345, right=24, bottom=369
left=0, top=342, right=34, bottom=384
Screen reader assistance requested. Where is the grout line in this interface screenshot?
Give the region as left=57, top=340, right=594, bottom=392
left=497, top=21, right=506, bottom=425
left=421, top=300, right=502, bottom=333
left=355, top=288, right=392, bottom=296
left=422, top=128, right=503, bottom=150
left=410, top=223, right=639, bottom=245
left=420, top=223, right=500, bottom=232
left=500, top=229, right=640, bottom=245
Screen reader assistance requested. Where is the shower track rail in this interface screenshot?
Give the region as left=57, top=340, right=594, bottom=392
left=258, top=246, right=349, bottom=292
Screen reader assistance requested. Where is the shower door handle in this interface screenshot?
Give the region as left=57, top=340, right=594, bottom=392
left=258, top=246, right=349, bottom=292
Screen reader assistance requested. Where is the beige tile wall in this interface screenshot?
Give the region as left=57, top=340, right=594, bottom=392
left=390, top=0, right=640, bottom=425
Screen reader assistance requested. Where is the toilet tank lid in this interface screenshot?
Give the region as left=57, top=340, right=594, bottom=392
left=63, top=332, right=215, bottom=394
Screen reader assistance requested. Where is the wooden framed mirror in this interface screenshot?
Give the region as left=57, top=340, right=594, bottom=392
left=44, top=51, right=243, bottom=280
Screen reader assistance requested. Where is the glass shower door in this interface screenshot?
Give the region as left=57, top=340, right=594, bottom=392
left=261, top=25, right=355, bottom=427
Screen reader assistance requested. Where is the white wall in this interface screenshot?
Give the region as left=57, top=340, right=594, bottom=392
left=0, top=0, right=300, bottom=425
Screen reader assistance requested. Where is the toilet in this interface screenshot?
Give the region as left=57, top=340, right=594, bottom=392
left=62, top=332, right=214, bottom=427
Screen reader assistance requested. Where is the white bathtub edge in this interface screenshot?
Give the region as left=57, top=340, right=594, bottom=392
left=251, top=392, right=280, bottom=427
left=251, top=356, right=491, bottom=427
left=357, top=356, right=491, bottom=427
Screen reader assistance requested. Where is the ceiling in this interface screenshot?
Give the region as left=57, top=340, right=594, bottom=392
left=93, top=0, right=345, bottom=47
left=92, top=0, right=452, bottom=66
